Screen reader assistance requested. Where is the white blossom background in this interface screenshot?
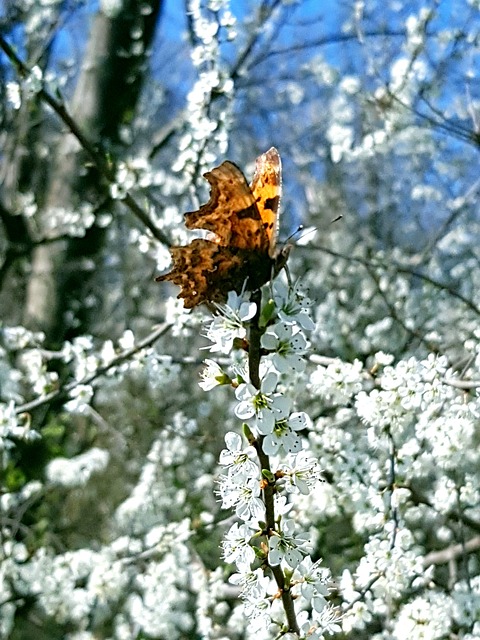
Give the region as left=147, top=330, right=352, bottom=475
left=1, top=1, right=480, bottom=639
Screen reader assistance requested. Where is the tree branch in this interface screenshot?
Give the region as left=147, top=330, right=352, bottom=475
left=0, top=34, right=170, bottom=247
left=423, top=536, right=480, bottom=568
left=15, top=323, right=171, bottom=415
left=307, top=243, right=480, bottom=317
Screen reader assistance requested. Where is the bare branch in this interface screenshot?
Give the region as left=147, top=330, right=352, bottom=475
left=423, top=536, right=480, bottom=567
left=442, top=377, right=480, bottom=390
left=254, top=28, right=408, bottom=64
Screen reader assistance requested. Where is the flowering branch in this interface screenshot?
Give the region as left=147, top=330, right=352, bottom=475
left=14, top=323, right=171, bottom=415
left=307, top=242, right=480, bottom=317
left=201, top=281, right=337, bottom=638
left=247, top=288, right=300, bottom=635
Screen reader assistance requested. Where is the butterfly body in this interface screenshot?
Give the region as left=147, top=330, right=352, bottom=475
left=157, top=148, right=288, bottom=308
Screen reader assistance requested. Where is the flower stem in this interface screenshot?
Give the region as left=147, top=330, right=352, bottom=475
left=248, top=289, right=300, bottom=635
left=248, top=290, right=263, bottom=390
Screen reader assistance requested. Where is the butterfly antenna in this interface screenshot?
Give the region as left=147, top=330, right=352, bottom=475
left=290, top=216, right=343, bottom=243
left=286, top=224, right=304, bottom=243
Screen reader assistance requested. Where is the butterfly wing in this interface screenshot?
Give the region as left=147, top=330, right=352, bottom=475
left=184, top=161, right=269, bottom=253
left=157, top=149, right=284, bottom=308
left=156, top=239, right=242, bottom=308
left=250, top=147, right=282, bottom=258
left=156, top=238, right=275, bottom=308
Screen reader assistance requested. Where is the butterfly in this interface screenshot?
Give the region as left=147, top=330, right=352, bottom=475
left=156, top=147, right=290, bottom=308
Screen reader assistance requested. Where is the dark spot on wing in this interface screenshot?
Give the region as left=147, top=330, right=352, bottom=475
left=264, top=196, right=280, bottom=211
left=236, top=204, right=258, bottom=219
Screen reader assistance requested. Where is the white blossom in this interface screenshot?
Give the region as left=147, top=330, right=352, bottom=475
left=268, top=519, right=311, bottom=568
left=204, top=293, right=256, bottom=353
left=222, top=522, right=256, bottom=570
left=219, top=431, right=258, bottom=479
left=234, top=371, right=291, bottom=433
left=199, top=358, right=229, bottom=390
left=46, top=448, right=110, bottom=488
left=262, top=411, right=310, bottom=456
left=393, top=593, right=453, bottom=640
left=261, top=321, right=307, bottom=373
left=280, top=450, right=324, bottom=495
left=217, top=474, right=265, bottom=522
left=272, top=279, right=316, bottom=330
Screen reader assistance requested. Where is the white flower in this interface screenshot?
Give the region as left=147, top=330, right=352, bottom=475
left=229, top=567, right=271, bottom=599
left=295, top=556, right=330, bottom=603
left=217, top=474, right=265, bottom=521
left=296, top=611, right=324, bottom=640
left=219, top=432, right=258, bottom=478
left=222, top=522, right=256, bottom=570
left=2, top=326, right=44, bottom=349
left=393, top=593, right=453, bottom=640
left=261, top=322, right=307, bottom=373
left=262, top=412, right=310, bottom=456
left=64, top=385, right=94, bottom=414
left=199, top=359, right=230, bottom=390
left=220, top=291, right=257, bottom=320
left=281, top=450, right=324, bottom=495
left=243, top=590, right=272, bottom=632
left=340, top=600, right=373, bottom=633
left=6, top=81, right=21, bottom=109
left=203, top=293, right=256, bottom=353
left=0, top=401, right=20, bottom=441
left=314, top=602, right=342, bottom=634
left=23, top=66, right=43, bottom=96
left=374, top=351, right=395, bottom=366
left=340, top=568, right=362, bottom=604
left=268, top=519, right=311, bottom=568
left=274, top=493, right=294, bottom=517
left=310, top=358, right=364, bottom=405
left=0, top=403, right=39, bottom=448
left=46, top=448, right=110, bottom=488
left=272, top=280, right=316, bottom=330
left=234, top=372, right=291, bottom=433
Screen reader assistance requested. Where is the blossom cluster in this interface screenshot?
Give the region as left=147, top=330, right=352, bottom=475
left=1, top=417, right=206, bottom=640
left=305, top=347, right=480, bottom=638
left=3, top=268, right=480, bottom=639
left=200, top=282, right=338, bottom=638
left=173, top=0, right=236, bottom=177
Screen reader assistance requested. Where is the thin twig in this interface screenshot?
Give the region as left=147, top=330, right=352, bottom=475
left=15, top=323, right=171, bottom=414
left=307, top=243, right=480, bottom=317
left=0, top=34, right=170, bottom=247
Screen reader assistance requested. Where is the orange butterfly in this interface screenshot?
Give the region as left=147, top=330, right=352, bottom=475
left=157, top=147, right=289, bottom=308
